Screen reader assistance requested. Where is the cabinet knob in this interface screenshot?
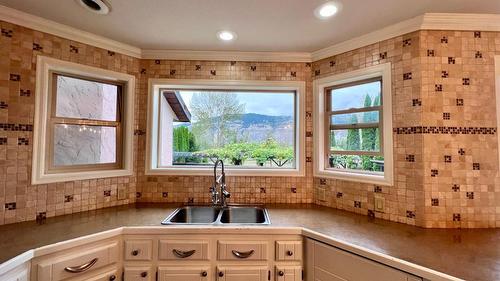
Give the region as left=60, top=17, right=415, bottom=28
left=109, top=275, right=116, bottom=281
left=201, top=271, right=208, bottom=277
left=287, top=250, right=293, bottom=256
left=278, top=271, right=284, bottom=276
left=219, top=271, right=224, bottom=277
left=132, top=249, right=140, bottom=256
left=141, top=271, right=148, bottom=278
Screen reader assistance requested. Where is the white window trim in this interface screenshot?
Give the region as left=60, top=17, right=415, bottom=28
left=146, top=78, right=306, bottom=177
left=32, top=56, right=135, bottom=185
left=495, top=55, right=500, bottom=170
left=313, top=63, right=393, bottom=186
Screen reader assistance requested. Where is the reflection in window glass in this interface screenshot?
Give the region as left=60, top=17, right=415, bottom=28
left=53, top=124, right=116, bottom=166
left=55, top=75, right=118, bottom=121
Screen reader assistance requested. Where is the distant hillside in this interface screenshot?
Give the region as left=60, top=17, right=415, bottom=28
left=175, top=113, right=294, bottom=145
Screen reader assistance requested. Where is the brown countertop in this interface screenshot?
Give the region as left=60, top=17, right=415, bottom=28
left=0, top=203, right=498, bottom=281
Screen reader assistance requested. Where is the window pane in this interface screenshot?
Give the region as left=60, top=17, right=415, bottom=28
left=328, top=154, right=384, bottom=172
left=330, top=80, right=381, bottom=111
left=331, top=110, right=379, bottom=125
left=159, top=90, right=296, bottom=169
left=53, top=124, right=116, bottom=166
left=330, top=128, right=380, bottom=152
left=55, top=75, right=118, bottom=121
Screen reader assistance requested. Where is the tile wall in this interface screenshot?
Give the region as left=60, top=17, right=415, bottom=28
left=312, top=30, right=500, bottom=228
left=0, top=18, right=499, bottom=228
left=0, top=21, right=140, bottom=225
left=135, top=59, right=314, bottom=204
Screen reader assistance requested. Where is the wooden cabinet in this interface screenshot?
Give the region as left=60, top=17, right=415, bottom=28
left=305, top=238, right=422, bottom=281
left=35, top=242, right=119, bottom=281
left=217, top=240, right=268, bottom=261
left=68, top=268, right=119, bottom=281
left=276, top=241, right=302, bottom=261
left=158, top=266, right=210, bottom=281
left=216, top=266, right=268, bottom=281
left=275, top=266, right=301, bottom=281
left=124, top=240, right=153, bottom=261
left=159, top=240, right=209, bottom=260
left=123, top=266, right=154, bottom=281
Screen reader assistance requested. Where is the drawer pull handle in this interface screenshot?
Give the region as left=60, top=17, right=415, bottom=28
left=109, top=275, right=116, bottom=281
left=232, top=249, right=254, bottom=258
left=63, top=258, right=98, bottom=273
left=287, top=250, right=293, bottom=256
left=201, top=271, right=208, bottom=277
left=172, top=249, right=196, bottom=258
left=141, top=271, right=148, bottom=277
left=131, top=249, right=140, bottom=256
left=278, top=270, right=284, bottom=276
left=219, top=271, right=224, bottom=277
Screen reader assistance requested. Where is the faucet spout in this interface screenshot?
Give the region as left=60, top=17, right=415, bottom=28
left=211, top=160, right=230, bottom=207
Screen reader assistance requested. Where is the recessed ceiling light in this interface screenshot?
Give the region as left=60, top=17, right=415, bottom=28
left=217, top=31, right=237, bottom=42
left=314, top=1, right=340, bottom=19
left=76, top=0, right=110, bottom=15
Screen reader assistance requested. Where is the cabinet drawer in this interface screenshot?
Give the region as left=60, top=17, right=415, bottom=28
left=37, top=243, right=118, bottom=281
left=124, top=239, right=153, bottom=261
left=216, top=266, right=268, bottom=281
left=159, top=240, right=209, bottom=260
left=275, top=241, right=302, bottom=261
left=218, top=241, right=267, bottom=261
left=124, top=267, right=154, bottom=281
left=276, top=266, right=302, bottom=281
left=158, top=266, right=210, bottom=281
left=67, top=268, right=119, bottom=281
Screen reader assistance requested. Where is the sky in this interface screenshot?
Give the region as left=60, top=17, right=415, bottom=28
left=331, top=81, right=381, bottom=110
left=179, top=91, right=295, bottom=116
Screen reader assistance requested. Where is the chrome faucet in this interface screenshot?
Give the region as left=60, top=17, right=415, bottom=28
left=210, top=160, right=230, bottom=207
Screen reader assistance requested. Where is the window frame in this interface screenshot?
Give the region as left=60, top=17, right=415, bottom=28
left=146, top=79, right=306, bottom=177
left=313, top=63, right=393, bottom=185
left=46, top=72, right=124, bottom=173
left=32, top=56, right=135, bottom=185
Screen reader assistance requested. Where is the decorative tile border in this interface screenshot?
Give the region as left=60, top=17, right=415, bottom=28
left=393, top=126, right=496, bottom=135
left=0, top=123, right=33, bottom=131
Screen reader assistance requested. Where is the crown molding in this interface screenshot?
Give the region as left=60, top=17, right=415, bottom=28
left=312, top=13, right=500, bottom=61
left=141, top=49, right=312, bottom=62
left=421, top=13, right=500, bottom=31
left=1, top=4, right=499, bottom=63
left=0, top=4, right=142, bottom=58
left=311, top=15, right=424, bottom=61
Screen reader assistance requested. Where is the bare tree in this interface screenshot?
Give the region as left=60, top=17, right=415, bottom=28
left=190, top=92, right=245, bottom=148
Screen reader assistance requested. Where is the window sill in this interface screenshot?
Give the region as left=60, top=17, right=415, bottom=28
left=32, top=169, right=133, bottom=185
left=314, top=169, right=393, bottom=186
left=146, top=167, right=304, bottom=177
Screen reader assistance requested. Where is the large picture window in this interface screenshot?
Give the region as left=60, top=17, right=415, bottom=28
left=313, top=63, right=393, bottom=185
left=147, top=79, right=305, bottom=176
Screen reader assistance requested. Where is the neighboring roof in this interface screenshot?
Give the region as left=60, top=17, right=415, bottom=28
left=162, top=90, right=191, bottom=122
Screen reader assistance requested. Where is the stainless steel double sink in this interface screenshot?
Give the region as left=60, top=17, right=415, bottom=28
left=161, top=206, right=270, bottom=225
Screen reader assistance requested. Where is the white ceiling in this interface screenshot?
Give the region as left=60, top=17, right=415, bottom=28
left=0, top=0, right=500, bottom=52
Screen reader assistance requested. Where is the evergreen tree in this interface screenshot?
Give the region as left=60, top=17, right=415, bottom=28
left=346, top=116, right=360, bottom=151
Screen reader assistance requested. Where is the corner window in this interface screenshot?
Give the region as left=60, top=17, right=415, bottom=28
left=314, top=63, right=393, bottom=185
left=147, top=79, right=305, bottom=176
left=32, top=56, right=135, bottom=184
left=49, top=73, right=122, bottom=171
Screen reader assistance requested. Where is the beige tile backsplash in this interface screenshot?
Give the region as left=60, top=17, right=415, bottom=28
left=0, top=19, right=498, bottom=228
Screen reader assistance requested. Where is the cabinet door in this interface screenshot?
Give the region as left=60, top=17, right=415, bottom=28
left=276, top=266, right=302, bottom=281
left=124, top=267, right=153, bottom=281
left=312, top=240, right=408, bottom=281
left=158, top=266, right=210, bottom=281
left=216, top=266, right=268, bottom=281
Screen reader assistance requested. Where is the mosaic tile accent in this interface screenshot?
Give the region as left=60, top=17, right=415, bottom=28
left=393, top=127, right=496, bottom=135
